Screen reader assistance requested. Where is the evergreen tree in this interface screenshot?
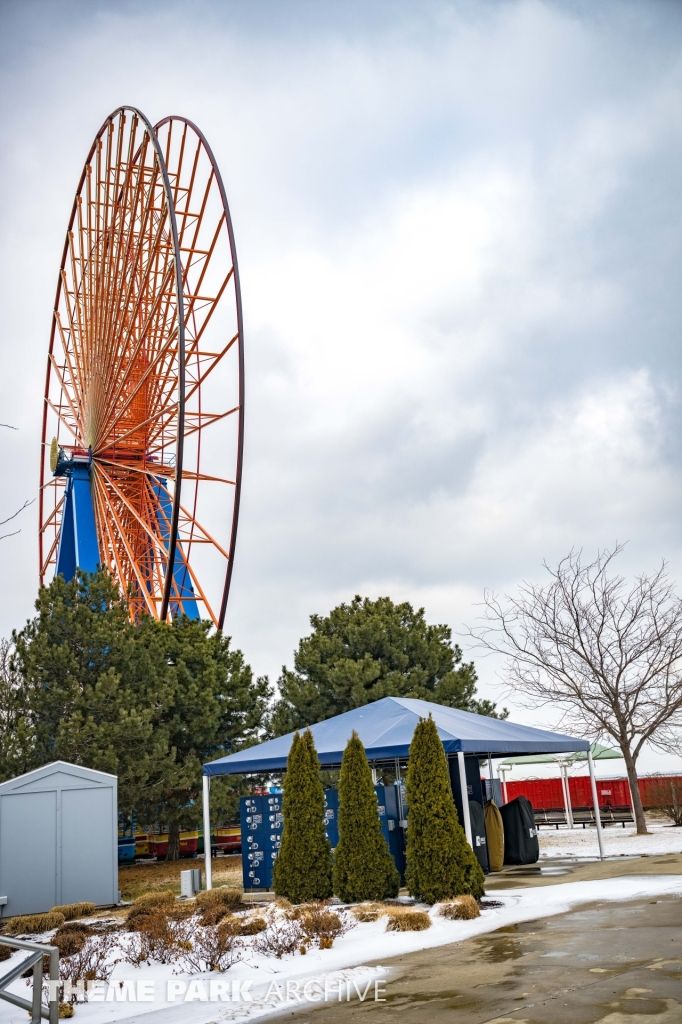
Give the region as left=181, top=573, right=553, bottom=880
left=333, top=731, right=400, bottom=902
left=405, top=715, right=485, bottom=904
left=269, top=596, right=505, bottom=736
left=8, top=569, right=270, bottom=857
left=272, top=730, right=333, bottom=902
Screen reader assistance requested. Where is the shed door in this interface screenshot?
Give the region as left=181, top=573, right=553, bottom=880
left=0, top=791, right=57, bottom=916
left=61, top=787, right=115, bottom=906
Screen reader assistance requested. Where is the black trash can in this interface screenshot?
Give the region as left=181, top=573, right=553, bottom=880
left=500, top=796, right=539, bottom=865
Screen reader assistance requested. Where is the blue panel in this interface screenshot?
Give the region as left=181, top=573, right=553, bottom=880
left=240, top=795, right=282, bottom=889
left=56, top=464, right=99, bottom=580
left=153, top=482, right=200, bottom=620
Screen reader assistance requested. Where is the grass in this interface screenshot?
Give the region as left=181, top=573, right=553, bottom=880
left=438, top=896, right=480, bottom=921
left=118, top=855, right=242, bottom=901
left=385, top=910, right=432, bottom=932
left=3, top=911, right=65, bottom=935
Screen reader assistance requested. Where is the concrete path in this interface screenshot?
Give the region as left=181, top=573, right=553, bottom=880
left=288, top=858, right=682, bottom=1024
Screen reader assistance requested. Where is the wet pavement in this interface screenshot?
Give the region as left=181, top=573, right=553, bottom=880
left=290, top=867, right=682, bottom=1024
left=484, top=852, right=682, bottom=891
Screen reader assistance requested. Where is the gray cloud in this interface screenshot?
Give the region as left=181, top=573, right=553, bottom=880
left=1, top=0, right=681, bottom=768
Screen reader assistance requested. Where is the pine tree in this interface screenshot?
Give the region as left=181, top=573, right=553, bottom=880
left=405, top=715, right=485, bottom=904
left=272, top=730, right=333, bottom=903
left=333, top=731, right=400, bottom=902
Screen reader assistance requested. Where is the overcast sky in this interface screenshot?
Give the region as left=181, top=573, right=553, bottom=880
left=1, top=0, right=681, bottom=773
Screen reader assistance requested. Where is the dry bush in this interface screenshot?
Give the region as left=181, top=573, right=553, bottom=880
left=386, top=911, right=432, bottom=932
left=274, top=897, right=292, bottom=911
left=292, top=905, right=353, bottom=949
left=124, top=915, right=193, bottom=967
left=0, top=945, right=11, bottom=962
left=351, top=904, right=383, bottom=923
left=438, top=896, right=480, bottom=921
left=195, top=887, right=243, bottom=910
left=4, top=912, right=65, bottom=935
left=51, top=903, right=96, bottom=921
left=253, top=916, right=306, bottom=958
left=59, top=933, right=120, bottom=1001
left=199, top=904, right=232, bottom=926
left=181, top=920, right=241, bottom=973
left=54, top=923, right=94, bottom=957
left=239, top=916, right=267, bottom=935
left=58, top=1004, right=74, bottom=1018
left=133, top=890, right=175, bottom=909
left=126, top=903, right=168, bottom=930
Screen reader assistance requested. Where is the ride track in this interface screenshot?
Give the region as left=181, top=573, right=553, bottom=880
left=38, top=107, right=244, bottom=627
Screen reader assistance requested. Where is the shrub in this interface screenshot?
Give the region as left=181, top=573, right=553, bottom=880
left=438, top=895, right=480, bottom=921
left=0, top=945, right=11, bottom=962
left=51, top=903, right=96, bottom=920
left=291, top=905, right=353, bottom=948
left=353, top=908, right=381, bottom=923
left=132, top=890, right=175, bottom=909
left=333, top=732, right=400, bottom=902
left=59, top=934, right=120, bottom=1002
left=253, top=917, right=306, bottom=958
left=126, top=904, right=169, bottom=930
left=124, top=916, right=192, bottom=967
left=272, top=730, right=333, bottom=902
left=54, top=923, right=94, bottom=957
left=199, top=905, right=231, bottom=926
left=4, top=912, right=65, bottom=935
left=386, top=911, right=431, bottom=932
left=405, top=716, right=485, bottom=904
left=195, top=887, right=243, bottom=909
left=239, top=916, right=267, bottom=935
left=182, top=921, right=241, bottom=973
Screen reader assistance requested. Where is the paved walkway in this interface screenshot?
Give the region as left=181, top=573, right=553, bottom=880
left=289, top=855, right=682, bottom=1024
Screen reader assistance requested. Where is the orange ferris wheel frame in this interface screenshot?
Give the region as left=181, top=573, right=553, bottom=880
left=38, top=107, right=244, bottom=627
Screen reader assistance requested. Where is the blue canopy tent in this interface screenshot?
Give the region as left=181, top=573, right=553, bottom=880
left=200, top=697, right=604, bottom=887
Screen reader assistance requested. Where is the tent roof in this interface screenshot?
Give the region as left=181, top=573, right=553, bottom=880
left=498, top=742, right=621, bottom=767
left=203, top=696, right=589, bottom=776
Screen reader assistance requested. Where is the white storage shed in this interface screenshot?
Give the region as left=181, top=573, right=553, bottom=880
left=0, top=761, right=118, bottom=918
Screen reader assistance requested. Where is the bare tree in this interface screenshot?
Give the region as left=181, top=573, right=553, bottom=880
left=0, top=424, right=34, bottom=539
left=467, top=546, right=682, bottom=834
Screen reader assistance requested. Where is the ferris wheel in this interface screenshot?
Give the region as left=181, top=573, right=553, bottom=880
left=39, top=107, right=244, bottom=627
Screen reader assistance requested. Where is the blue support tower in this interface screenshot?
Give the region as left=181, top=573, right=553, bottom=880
left=55, top=454, right=100, bottom=579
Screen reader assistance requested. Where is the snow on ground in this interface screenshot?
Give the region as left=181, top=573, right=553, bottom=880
left=538, top=819, right=682, bottom=860
left=2, top=875, right=682, bottom=1024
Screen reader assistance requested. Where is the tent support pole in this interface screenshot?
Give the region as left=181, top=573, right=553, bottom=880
left=457, top=751, right=473, bottom=848
left=202, top=774, right=212, bottom=890
left=559, top=762, right=574, bottom=829
left=587, top=750, right=605, bottom=859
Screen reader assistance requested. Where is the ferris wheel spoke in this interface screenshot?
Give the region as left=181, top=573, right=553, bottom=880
left=184, top=331, right=239, bottom=403
left=183, top=405, right=239, bottom=437
left=46, top=398, right=80, bottom=442
left=96, top=142, right=165, bottom=402
left=91, top=473, right=159, bottom=618
left=39, top=493, right=65, bottom=534
left=48, top=354, right=86, bottom=439
left=94, top=464, right=168, bottom=557
left=98, top=322, right=179, bottom=444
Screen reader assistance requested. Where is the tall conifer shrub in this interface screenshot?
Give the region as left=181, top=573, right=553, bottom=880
left=333, top=731, right=400, bottom=902
left=272, top=730, right=333, bottom=903
left=405, top=715, right=485, bottom=903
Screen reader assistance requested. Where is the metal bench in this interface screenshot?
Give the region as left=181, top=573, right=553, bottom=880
left=572, top=806, right=634, bottom=828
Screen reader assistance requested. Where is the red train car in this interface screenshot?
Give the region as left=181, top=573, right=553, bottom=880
left=503, top=774, right=682, bottom=810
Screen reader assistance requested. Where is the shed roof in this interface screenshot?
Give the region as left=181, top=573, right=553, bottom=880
left=203, top=696, right=589, bottom=776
